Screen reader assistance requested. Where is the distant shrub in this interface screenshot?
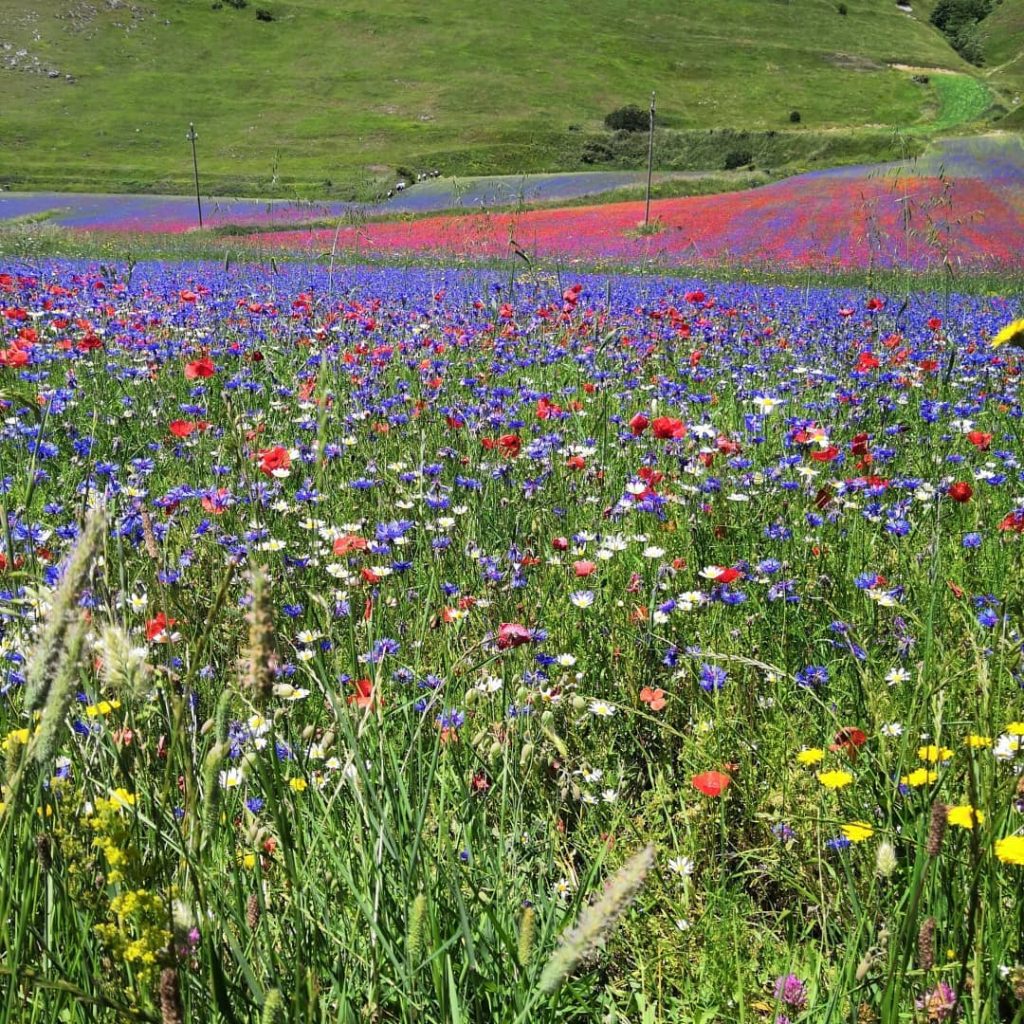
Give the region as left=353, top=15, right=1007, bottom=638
left=582, top=139, right=615, bottom=164
left=603, top=105, right=648, bottom=132
left=723, top=149, right=753, bottom=170
left=224, top=0, right=247, bottom=7
left=255, top=7, right=274, bottom=20
left=837, top=3, right=847, bottom=13
left=789, top=110, right=801, bottom=123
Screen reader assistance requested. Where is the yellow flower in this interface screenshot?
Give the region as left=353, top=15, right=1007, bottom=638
left=990, top=319, right=1024, bottom=349
left=109, top=788, right=136, bottom=809
left=946, top=805, right=984, bottom=829
left=85, top=699, right=122, bottom=718
left=817, top=770, right=853, bottom=790
left=288, top=777, right=308, bottom=793
left=995, top=835, right=1024, bottom=866
left=918, top=745, right=953, bottom=763
left=965, top=734, right=991, bottom=749
left=1006, top=722, right=1024, bottom=737
left=841, top=821, right=874, bottom=843
left=796, top=747, right=825, bottom=766
left=901, top=768, right=938, bottom=788
left=241, top=852, right=257, bottom=870
left=2, top=727, right=31, bottom=752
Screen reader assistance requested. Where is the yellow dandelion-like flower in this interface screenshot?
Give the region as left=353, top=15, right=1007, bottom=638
left=946, top=805, right=984, bottom=829
left=901, top=768, right=938, bottom=788
left=990, top=319, right=1024, bottom=350
left=841, top=821, right=874, bottom=843
left=965, top=734, right=991, bottom=749
left=108, top=788, right=136, bottom=809
left=288, top=777, right=308, bottom=793
left=1006, top=722, right=1024, bottom=737
left=817, top=770, right=854, bottom=790
left=995, top=835, right=1024, bottom=866
left=918, top=745, right=953, bottom=764
left=796, top=747, right=825, bottom=766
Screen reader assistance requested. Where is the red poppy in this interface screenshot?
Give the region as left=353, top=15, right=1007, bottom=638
left=829, top=726, right=867, bottom=760
left=707, top=566, right=742, bottom=585
left=573, top=560, right=596, bottom=577
left=333, top=534, right=368, bottom=555
left=629, top=413, right=649, bottom=436
left=855, top=351, right=880, bottom=372
left=536, top=397, right=562, bottom=420
left=145, top=612, right=178, bottom=643
left=810, top=446, right=840, bottom=462
left=947, top=481, right=973, bottom=503
left=360, top=567, right=381, bottom=584
left=496, top=434, right=522, bottom=457
left=347, top=678, right=378, bottom=709
left=691, top=771, right=732, bottom=797
left=256, top=446, right=290, bottom=476
left=639, top=686, right=666, bottom=711
left=184, top=356, right=215, bottom=379
left=169, top=419, right=197, bottom=438
left=496, top=623, right=532, bottom=650
left=566, top=455, right=586, bottom=471
left=652, top=416, right=686, bottom=440
left=552, top=536, right=568, bottom=551
left=999, top=510, right=1024, bottom=533
left=966, top=430, right=992, bottom=451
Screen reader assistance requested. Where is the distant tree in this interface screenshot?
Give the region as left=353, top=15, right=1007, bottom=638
left=837, top=3, right=847, bottom=14
left=930, top=0, right=990, bottom=33
left=789, top=110, right=802, bottom=123
left=929, top=0, right=992, bottom=64
left=604, top=105, right=648, bottom=132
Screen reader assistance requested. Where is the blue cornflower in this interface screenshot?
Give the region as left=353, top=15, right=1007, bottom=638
left=699, top=663, right=728, bottom=692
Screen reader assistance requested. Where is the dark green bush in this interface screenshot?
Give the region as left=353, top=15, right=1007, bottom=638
left=603, top=105, right=648, bottom=132
left=723, top=149, right=753, bottom=170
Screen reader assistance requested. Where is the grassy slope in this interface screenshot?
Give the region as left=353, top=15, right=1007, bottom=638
left=981, top=0, right=1024, bottom=118
left=0, top=0, right=996, bottom=197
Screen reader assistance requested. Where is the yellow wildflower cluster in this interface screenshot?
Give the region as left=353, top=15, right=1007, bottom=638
left=93, top=888, right=171, bottom=983
left=86, top=790, right=138, bottom=886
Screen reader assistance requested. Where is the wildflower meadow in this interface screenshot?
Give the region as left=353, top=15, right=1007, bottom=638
left=2, top=259, right=1024, bottom=1024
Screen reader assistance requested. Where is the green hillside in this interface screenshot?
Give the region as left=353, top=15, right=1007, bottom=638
left=0, top=0, right=1016, bottom=197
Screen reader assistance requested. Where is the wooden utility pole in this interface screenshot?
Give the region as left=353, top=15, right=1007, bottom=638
left=187, top=122, right=203, bottom=228
left=644, top=92, right=656, bottom=227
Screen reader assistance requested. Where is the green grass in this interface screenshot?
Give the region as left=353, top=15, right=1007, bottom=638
left=926, top=72, right=997, bottom=131
left=0, top=0, right=998, bottom=197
